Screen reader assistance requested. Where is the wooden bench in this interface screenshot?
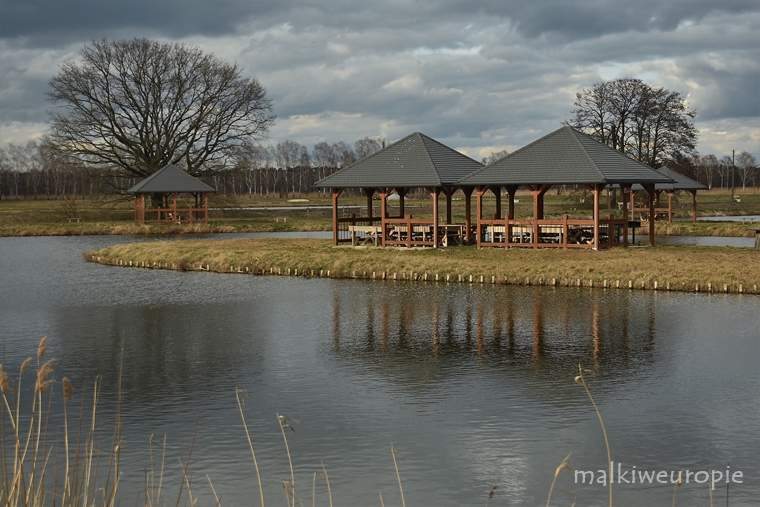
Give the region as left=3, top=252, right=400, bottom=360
left=67, top=217, right=82, bottom=223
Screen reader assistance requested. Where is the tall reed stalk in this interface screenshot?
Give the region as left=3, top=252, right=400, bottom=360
left=0, top=337, right=123, bottom=507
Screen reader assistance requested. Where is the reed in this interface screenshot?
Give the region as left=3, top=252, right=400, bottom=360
left=0, top=337, right=122, bottom=507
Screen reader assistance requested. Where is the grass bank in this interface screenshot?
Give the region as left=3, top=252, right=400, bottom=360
left=86, top=238, right=760, bottom=294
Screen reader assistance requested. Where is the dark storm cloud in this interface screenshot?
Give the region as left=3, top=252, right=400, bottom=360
left=3, top=0, right=758, bottom=46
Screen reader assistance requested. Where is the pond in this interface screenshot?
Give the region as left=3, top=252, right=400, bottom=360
left=1, top=235, right=758, bottom=507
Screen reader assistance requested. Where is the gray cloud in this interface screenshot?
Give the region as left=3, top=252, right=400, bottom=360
left=0, top=0, right=757, bottom=157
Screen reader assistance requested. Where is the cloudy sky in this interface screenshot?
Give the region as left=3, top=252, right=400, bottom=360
left=1, top=0, right=758, bottom=160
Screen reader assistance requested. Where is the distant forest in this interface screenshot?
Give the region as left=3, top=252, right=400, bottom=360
left=0, top=136, right=755, bottom=200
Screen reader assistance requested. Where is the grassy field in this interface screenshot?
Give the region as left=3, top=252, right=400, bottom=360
left=2, top=188, right=759, bottom=237
left=87, top=237, right=760, bottom=294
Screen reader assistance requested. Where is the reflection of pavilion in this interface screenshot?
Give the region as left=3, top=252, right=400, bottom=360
left=329, top=284, right=658, bottom=393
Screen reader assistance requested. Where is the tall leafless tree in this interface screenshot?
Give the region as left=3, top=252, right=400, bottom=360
left=565, top=78, right=697, bottom=167
left=47, top=38, right=275, bottom=184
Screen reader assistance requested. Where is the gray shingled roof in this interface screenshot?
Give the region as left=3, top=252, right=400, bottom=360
left=315, top=132, right=483, bottom=188
left=459, top=126, right=674, bottom=186
left=615, top=167, right=708, bottom=192
left=127, top=164, right=216, bottom=194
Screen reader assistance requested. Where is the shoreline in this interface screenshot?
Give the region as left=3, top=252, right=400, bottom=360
left=85, top=238, right=760, bottom=295
left=2, top=219, right=757, bottom=238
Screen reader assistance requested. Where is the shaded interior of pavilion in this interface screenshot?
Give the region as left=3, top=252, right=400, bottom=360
left=318, top=127, right=674, bottom=249
left=624, top=167, right=708, bottom=223
left=127, top=164, right=216, bottom=224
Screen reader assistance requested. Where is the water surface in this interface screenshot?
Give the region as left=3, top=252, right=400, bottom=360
left=1, top=235, right=758, bottom=506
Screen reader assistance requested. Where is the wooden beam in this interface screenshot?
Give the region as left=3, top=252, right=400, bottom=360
left=690, top=190, right=698, bottom=223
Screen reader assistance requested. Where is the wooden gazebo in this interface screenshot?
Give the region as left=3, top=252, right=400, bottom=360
left=627, top=167, right=707, bottom=223
left=458, top=126, right=674, bottom=249
left=316, top=132, right=483, bottom=247
left=127, top=164, right=216, bottom=224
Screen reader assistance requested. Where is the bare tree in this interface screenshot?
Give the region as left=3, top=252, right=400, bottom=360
left=482, top=150, right=509, bottom=165
left=737, top=151, right=757, bottom=190
left=354, top=137, right=384, bottom=160
left=699, top=154, right=719, bottom=190
left=565, top=78, right=697, bottom=167
left=47, top=38, right=275, bottom=184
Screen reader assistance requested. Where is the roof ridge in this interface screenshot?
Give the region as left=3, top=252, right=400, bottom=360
left=566, top=127, right=606, bottom=183
left=417, top=133, right=448, bottom=185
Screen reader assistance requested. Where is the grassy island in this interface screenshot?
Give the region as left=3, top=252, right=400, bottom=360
left=87, top=237, right=760, bottom=295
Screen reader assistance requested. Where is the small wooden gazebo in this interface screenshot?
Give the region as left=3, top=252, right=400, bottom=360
left=458, top=126, right=674, bottom=249
left=628, top=167, right=707, bottom=223
left=127, top=164, right=216, bottom=224
left=316, top=132, right=483, bottom=247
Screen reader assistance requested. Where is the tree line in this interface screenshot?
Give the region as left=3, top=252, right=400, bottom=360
left=0, top=136, right=389, bottom=200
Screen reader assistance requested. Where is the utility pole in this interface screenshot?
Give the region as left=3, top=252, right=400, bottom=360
left=731, top=149, right=735, bottom=201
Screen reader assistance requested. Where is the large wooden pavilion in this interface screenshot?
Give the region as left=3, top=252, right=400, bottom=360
left=458, top=126, right=674, bottom=249
left=127, top=164, right=216, bottom=224
left=627, top=167, right=707, bottom=223
left=316, top=132, right=483, bottom=247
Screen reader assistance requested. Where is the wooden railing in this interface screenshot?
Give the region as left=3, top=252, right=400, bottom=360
left=383, top=215, right=436, bottom=248
left=335, top=214, right=382, bottom=243
left=478, top=215, right=628, bottom=249
left=136, top=207, right=209, bottom=224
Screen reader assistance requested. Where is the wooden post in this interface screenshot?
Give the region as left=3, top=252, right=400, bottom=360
left=430, top=187, right=441, bottom=248
left=754, top=229, right=760, bottom=250
left=463, top=186, right=474, bottom=245
left=331, top=188, right=343, bottom=246
left=379, top=187, right=389, bottom=247
left=562, top=214, right=568, bottom=249
left=506, top=185, right=517, bottom=219
left=172, top=193, right=178, bottom=224
left=204, top=193, right=209, bottom=223
left=667, top=192, right=673, bottom=222
left=621, top=185, right=630, bottom=247
left=398, top=188, right=406, bottom=217
left=443, top=187, right=454, bottom=224
left=642, top=183, right=656, bottom=246
left=476, top=186, right=485, bottom=248
left=364, top=188, right=374, bottom=219
left=494, top=186, right=502, bottom=219
left=691, top=190, right=698, bottom=223
left=592, top=185, right=600, bottom=250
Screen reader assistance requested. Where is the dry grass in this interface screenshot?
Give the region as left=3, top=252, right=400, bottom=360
left=86, top=238, right=760, bottom=294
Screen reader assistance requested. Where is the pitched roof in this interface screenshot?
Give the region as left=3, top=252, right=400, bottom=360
left=459, top=126, right=673, bottom=186
left=614, top=167, right=708, bottom=192
left=651, top=167, right=708, bottom=191
left=127, top=164, right=216, bottom=194
left=315, top=132, right=483, bottom=188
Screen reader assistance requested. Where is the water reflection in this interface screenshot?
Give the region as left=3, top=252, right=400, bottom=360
left=329, top=284, right=660, bottom=399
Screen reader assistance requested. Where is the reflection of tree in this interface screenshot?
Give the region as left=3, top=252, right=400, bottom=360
left=329, top=284, right=659, bottom=400
left=53, top=303, right=267, bottom=411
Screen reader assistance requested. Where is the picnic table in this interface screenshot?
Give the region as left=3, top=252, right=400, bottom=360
left=348, top=225, right=382, bottom=246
